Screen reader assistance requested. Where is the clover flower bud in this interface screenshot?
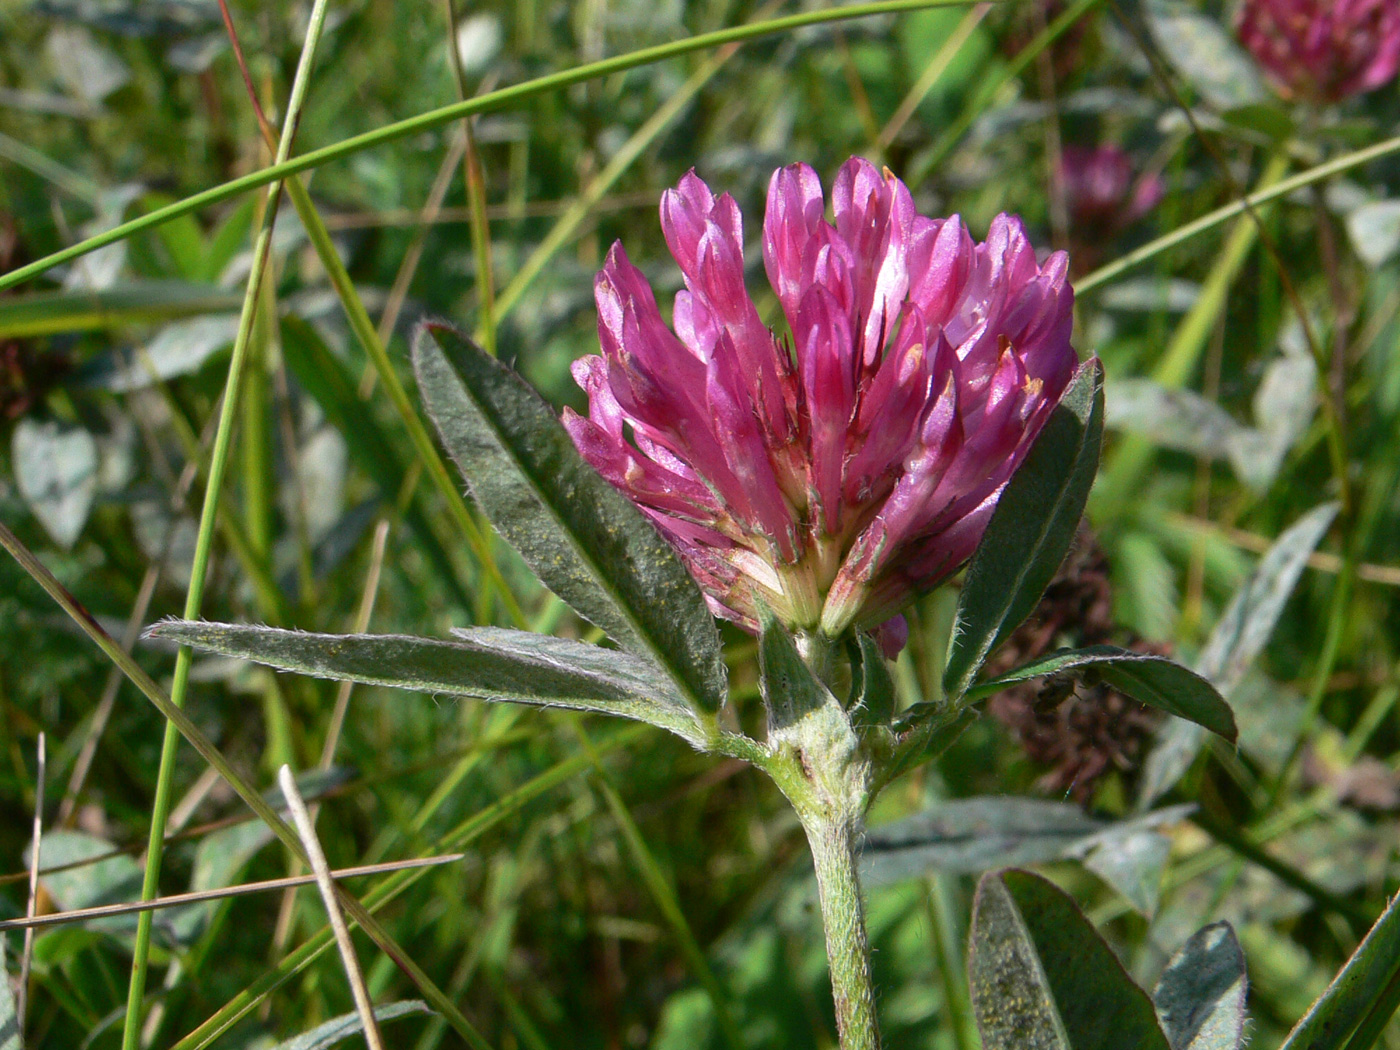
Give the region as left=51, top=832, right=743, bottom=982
left=1058, top=145, right=1163, bottom=236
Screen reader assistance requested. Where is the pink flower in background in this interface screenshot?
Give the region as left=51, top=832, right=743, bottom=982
left=1059, top=146, right=1163, bottom=235
left=1236, top=0, right=1400, bottom=103
left=564, top=159, right=1083, bottom=653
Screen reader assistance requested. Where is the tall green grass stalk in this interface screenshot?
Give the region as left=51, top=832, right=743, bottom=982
left=119, top=0, right=335, bottom=1044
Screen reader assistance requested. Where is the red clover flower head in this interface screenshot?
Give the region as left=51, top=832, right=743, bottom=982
left=1236, top=0, right=1400, bottom=103
left=1058, top=145, right=1164, bottom=235
left=564, top=158, right=1082, bottom=654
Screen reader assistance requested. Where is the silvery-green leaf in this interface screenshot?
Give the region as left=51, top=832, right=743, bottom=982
left=1226, top=350, right=1316, bottom=490
left=455, top=13, right=502, bottom=73
left=1106, top=379, right=1245, bottom=461
left=1084, top=830, right=1171, bottom=919
left=27, top=831, right=145, bottom=935
left=1345, top=200, right=1400, bottom=268
left=413, top=324, right=725, bottom=715
left=46, top=24, right=131, bottom=103
left=1108, top=357, right=1315, bottom=493
left=1153, top=923, right=1248, bottom=1050
left=1139, top=502, right=1338, bottom=806
left=0, top=936, right=17, bottom=1050
left=165, top=764, right=349, bottom=943
left=972, top=645, right=1236, bottom=741
left=12, top=418, right=98, bottom=549
left=944, top=359, right=1104, bottom=701
left=1228, top=672, right=1306, bottom=770
left=271, top=1001, right=432, bottom=1050
left=970, top=868, right=1171, bottom=1050
left=168, top=818, right=276, bottom=944
left=62, top=186, right=144, bottom=292
left=286, top=426, right=348, bottom=544
left=1099, top=279, right=1201, bottom=313
left=90, top=314, right=239, bottom=392
left=146, top=620, right=709, bottom=747
left=166, top=32, right=226, bottom=74
left=1144, top=0, right=1267, bottom=110
left=862, top=798, right=1192, bottom=887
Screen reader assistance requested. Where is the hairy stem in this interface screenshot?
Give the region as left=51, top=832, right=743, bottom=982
left=802, top=812, right=881, bottom=1050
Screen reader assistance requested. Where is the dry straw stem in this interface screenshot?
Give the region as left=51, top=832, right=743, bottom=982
left=279, top=766, right=386, bottom=1050
left=272, top=518, right=392, bottom=955
left=0, top=855, right=465, bottom=933
left=1170, top=513, right=1400, bottom=587
left=18, top=733, right=45, bottom=1040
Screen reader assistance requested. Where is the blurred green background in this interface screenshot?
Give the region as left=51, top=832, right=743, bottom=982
left=3, top=0, right=1400, bottom=1046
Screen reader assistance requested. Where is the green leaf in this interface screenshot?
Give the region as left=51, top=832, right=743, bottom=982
left=1280, top=880, right=1400, bottom=1050
left=944, top=359, right=1104, bottom=701
left=201, top=195, right=257, bottom=284
left=1153, top=923, right=1248, bottom=1050
left=875, top=704, right=977, bottom=791
left=144, top=191, right=209, bottom=281
left=757, top=615, right=865, bottom=810
left=1220, top=102, right=1296, bottom=143
left=969, top=868, right=1171, bottom=1050
left=145, top=620, right=710, bottom=747
left=271, top=1000, right=431, bottom=1050
left=850, top=631, right=897, bottom=728
left=971, top=645, right=1236, bottom=741
left=412, top=323, right=725, bottom=715
left=1139, top=501, right=1338, bottom=805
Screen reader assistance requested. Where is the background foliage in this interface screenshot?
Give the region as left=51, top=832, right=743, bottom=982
left=1, top=0, right=1399, bottom=1046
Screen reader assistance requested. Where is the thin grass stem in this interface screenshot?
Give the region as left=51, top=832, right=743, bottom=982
left=119, top=0, right=335, bottom=1041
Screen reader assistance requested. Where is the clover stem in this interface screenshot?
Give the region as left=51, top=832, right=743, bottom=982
left=801, top=809, right=882, bottom=1050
